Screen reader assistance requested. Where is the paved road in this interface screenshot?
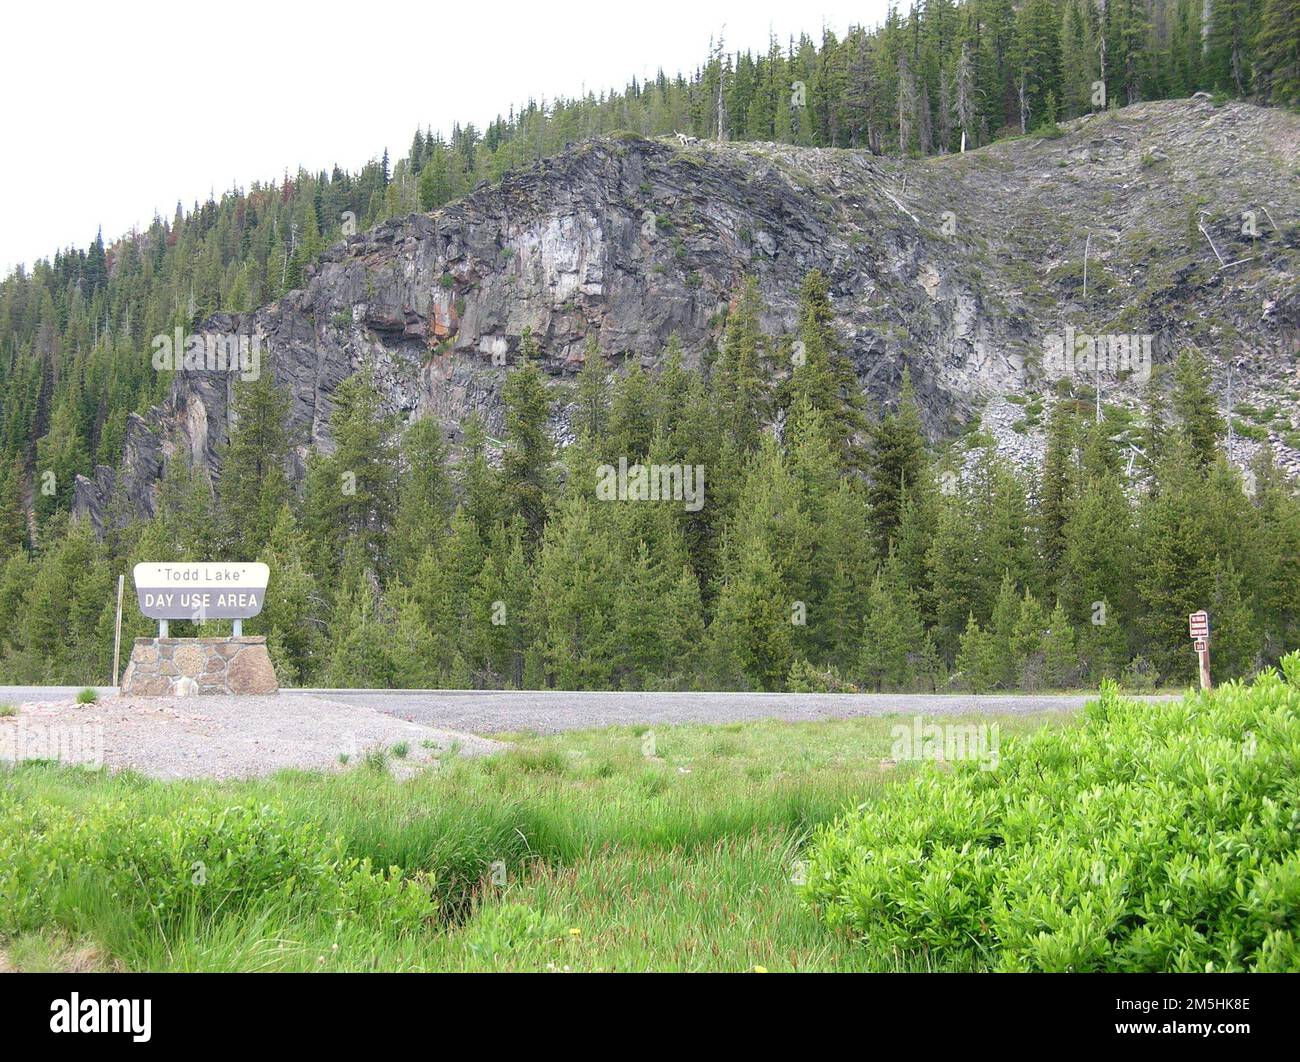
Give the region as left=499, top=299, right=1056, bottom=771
left=0, top=686, right=118, bottom=704
left=290, top=688, right=1178, bottom=735
left=1, top=686, right=1178, bottom=737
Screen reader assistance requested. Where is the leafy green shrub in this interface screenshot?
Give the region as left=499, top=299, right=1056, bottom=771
left=75, top=688, right=98, bottom=705
left=0, top=703, right=16, bottom=717
left=0, top=797, right=435, bottom=938
left=463, top=902, right=566, bottom=962
left=802, top=659, right=1300, bottom=971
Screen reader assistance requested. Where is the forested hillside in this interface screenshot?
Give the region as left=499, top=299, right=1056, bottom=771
left=3, top=272, right=1297, bottom=691
left=3, top=0, right=1296, bottom=509
left=0, top=0, right=1297, bottom=690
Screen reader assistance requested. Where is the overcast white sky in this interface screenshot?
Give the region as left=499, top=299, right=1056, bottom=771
left=1, top=0, right=892, bottom=276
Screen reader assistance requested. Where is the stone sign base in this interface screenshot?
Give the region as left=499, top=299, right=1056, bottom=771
left=120, top=637, right=278, bottom=696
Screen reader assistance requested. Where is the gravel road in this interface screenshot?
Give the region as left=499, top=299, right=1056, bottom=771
left=292, top=688, right=1179, bottom=735
left=0, top=692, right=503, bottom=780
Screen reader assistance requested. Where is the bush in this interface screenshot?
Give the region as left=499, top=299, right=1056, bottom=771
left=75, top=688, right=97, bottom=705
left=463, top=902, right=566, bottom=963
left=801, top=658, right=1300, bottom=971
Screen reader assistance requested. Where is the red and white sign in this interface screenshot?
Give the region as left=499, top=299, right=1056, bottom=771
left=1193, top=637, right=1208, bottom=653
left=1189, top=611, right=1210, bottom=639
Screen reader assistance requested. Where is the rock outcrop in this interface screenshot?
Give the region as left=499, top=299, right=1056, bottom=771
left=74, top=99, right=1300, bottom=528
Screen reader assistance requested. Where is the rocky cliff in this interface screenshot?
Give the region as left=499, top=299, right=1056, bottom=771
left=74, top=98, right=1300, bottom=527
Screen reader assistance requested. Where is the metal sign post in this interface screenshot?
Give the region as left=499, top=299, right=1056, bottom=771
left=1189, top=611, right=1212, bottom=690
left=112, top=573, right=124, bottom=685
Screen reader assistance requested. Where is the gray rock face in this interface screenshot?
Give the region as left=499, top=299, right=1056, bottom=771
left=73, top=99, right=1300, bottom=528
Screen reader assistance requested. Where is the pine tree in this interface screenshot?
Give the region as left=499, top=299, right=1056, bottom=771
left=303, top=364, right=400, bottom=576
left=1010, top=587, right=1049, bottom=688
left=392, top=416, right=453, bottom=572
left=1255, top=0, right=1300, bottom=105
left=457, top=412, right=501, bottom=541
left=500, top=330, right=555, bottom=552
left=529, top=495, right=619, bottom=689
left=708, top=535, right=796, bottom=691
left=254, top=505, right=324, bottom=685
left=217, top=372, right=295, bottom=560
left=1060, top=467, right=1136, bottom=675
left=469, top=519, right=532, bottom=685
left=925, top=486, right=983, bottom=659
left=1017, top=0, right=1064, bottom=124
left=574, top=333, right=611, bottom=446
left=1038, top=399, right=1078, bottom=586
left=388, top=590, right=441, bottom=688
left=715, top=277, right=769, bottom=454
left=1170, top=348, right=1224, bottom=470
left=0, top=458, right=27, bottom=556
left=955, top=612, right=1000, bottom=692
left=866, top=367, right=927, bottom=554
left=1206, top=555, right=1258, bottom=680
left=858, top=550, right=925, bottom=690
left=1252, top=453, right=1300, bottom=660
left=1135, top=450, right=1229, bottom=680
left=987, top=570, right=1022, bottom=688
left=325, top=582, right=394, bottom=688
left=1041, top=600, right=1080, bottom=688
left=1208, top=0, right=1259, bottom=95
left=658, top=564, right=707, bottom=689
left=607, top=359, right=658, bottom=460
left=789, top=270, right=865, bottom=464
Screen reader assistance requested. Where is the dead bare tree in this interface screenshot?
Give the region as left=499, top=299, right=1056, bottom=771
left=955, top=41, right=976, bottom=151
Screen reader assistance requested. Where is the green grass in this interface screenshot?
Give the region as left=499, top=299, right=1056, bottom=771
left=0, top=712, right=1063, bottom=971
left=75, top=688, right=98, bottom=705
left=0, top=703, right=15, bottom=718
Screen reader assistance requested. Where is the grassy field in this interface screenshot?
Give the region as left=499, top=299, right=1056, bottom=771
left=0, top=712, right=1064, bottom=972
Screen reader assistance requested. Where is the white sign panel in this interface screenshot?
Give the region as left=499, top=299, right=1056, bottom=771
left=133, top=563, right=270, bottom=620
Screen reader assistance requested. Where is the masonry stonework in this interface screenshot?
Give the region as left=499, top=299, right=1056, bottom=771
left=120, top=637, right=278, bottom=696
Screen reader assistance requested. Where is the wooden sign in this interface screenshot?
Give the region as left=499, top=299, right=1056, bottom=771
left=1188, top=610, right=1212, bottom=690
left=133, top=563, right=270, bottom=620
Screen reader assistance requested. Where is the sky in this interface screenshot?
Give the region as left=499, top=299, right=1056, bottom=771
left=1, top=0, right=892, bottom=276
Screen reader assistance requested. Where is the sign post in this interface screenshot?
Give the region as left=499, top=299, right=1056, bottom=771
left=1188, top=610, right=1211, bottom=690
left=112, top=573, right=124, bottom=686
left=121, top=562, right=276, bottom=697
